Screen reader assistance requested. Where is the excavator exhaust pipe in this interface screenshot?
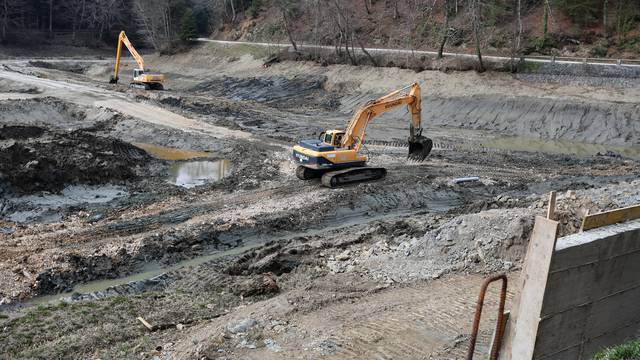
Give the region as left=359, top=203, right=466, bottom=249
left=408, top=136, right=433, bottom=161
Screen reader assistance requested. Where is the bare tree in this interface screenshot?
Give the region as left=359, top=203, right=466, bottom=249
left=471, top=0, right=484, bottom=72
left=333, top=0, right=378, bottom=66
left=364, top=0, right=371, bottom=14
left=275, top=0, right=298, bottom=52
left=0, top=0, right=25, bottom=42
left=603, top=0, right=609, bottom=38
left=511, top=0, right=522, bottom=71
left=134, top=0, right=173, bottom=49
left=437, top=0, right=449, bottom=59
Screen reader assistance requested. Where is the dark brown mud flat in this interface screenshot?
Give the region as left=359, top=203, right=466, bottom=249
left=0, top=126, right=150, bottom=194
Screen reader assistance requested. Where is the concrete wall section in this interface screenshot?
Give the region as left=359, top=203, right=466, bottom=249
left=533, top=219, right=640, bottom=359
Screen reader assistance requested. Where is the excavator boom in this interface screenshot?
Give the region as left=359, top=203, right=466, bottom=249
left=292, top=83, right=433, bottom=187
left=342, top=83, right=425, bottom=154
left=109, top=31, right=164, bottom=90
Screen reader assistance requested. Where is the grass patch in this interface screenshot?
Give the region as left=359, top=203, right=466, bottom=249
left=592, top=339, right=640, bottom=360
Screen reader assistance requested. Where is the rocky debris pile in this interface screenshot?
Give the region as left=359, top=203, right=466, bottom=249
left=197, top=317, right=290, bottom=357
left=528, top=180, right=640, bottom=235
left=344, top=208, right=534, bottom=283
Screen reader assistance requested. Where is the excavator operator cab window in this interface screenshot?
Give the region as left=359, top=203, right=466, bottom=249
left=323, top=133, right=333, bottom=145
left=133, top=69, right=144, bottom=78
left=334, top=133, right=343, bottom=147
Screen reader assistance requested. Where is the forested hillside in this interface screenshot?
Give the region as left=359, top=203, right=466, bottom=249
left=1, top=0, right=639, bottom=59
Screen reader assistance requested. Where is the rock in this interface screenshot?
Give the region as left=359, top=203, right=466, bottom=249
left=264, top=339, right=281, bottom=352
left=335, top=250, right=351, bottom=261
left=176, top=324, right=185, bottom=330
left=327, top=261, right=344, bottom=273
left=227, top=318, right=258, bottom=334
left=566, top=190, right=577, bottom=200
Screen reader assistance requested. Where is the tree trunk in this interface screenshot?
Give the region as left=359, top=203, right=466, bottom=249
left=603, top=0, right=609, bottom=38
left=230, top=0, right=236, bottom=22
left=356, top=33, right=376, bottom=66
left=616, top=0, right=622, bottom=40
left=49, top=0, right=53, bottom=38
left=364, top=0, right=370, bottom=14
left=437, top=0, right=449, bottom=59
left=510, top=0, right=522, bottom=72
left=281, top=8, right=298, bottom=52
left=393, top=0, right=399, bottom=19
left=472, top=0, right=484, bottom=72
left=2, top=0, right=7, bottom=43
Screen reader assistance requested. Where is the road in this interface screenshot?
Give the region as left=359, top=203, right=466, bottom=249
left=196, top=38, right=640, bottom=68
left=0, top=67, right=251, bottom=140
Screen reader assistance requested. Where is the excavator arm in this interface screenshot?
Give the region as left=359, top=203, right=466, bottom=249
left=341, top=83, right=428, bottom=157
left=110, top=31, right=146, bottom=84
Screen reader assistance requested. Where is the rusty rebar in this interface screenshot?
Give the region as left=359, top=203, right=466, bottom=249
left=466, top=274, right=508, bottom=360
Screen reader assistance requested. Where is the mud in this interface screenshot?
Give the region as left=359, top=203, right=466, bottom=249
left=0, top=47, right=639, bottom=359
left=0, top=127, right=150, bottom=194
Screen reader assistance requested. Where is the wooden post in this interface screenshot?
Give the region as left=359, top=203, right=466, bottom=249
left=546, top=191, right=556, bottom=220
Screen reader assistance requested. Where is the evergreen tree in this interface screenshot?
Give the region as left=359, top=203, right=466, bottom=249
left=179, top=8, right=197, bottom=42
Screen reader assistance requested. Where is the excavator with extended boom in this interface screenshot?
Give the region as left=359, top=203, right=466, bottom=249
left=292, top=83, right=432, bottom=187
left=109, top=31, right=165, bottom=90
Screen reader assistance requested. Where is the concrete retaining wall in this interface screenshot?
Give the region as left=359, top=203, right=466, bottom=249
left=532, top=219, right=640, bottom=359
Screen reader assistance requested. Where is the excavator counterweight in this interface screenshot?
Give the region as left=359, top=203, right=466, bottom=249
left=292, top=83, right=432, bottom=187
left=110, top=31, right=165, bottom=90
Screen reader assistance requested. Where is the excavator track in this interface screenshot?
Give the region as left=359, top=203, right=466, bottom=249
left=296, top=166, right=323, bottom=180
left=321, top=167, right=387, bottom=188
left=130, top=82, right=150, bottom=90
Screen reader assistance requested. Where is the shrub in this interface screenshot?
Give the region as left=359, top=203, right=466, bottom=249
left=592, top=339, right=640, bottom=360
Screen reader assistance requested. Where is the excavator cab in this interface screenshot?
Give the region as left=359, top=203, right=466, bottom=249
left=109, top=31, right=165, bottom=90
left=320, top=130, right=345, bottom=148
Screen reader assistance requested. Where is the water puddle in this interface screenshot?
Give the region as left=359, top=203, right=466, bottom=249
left=3, top=185, right=127, bottom=223
left=28, top=243, right=262, bottom=306
left=132, top=142, right=214, bottom=161
left=168, top=160, right=231, bottom=188
left=485, top=136, right=640, bottom=160
left=23, top=200, right=457, bottom=307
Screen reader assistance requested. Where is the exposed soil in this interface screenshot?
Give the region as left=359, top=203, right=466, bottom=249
left=0, top=127, right=150, bottom=194
left=0, top=44, right=639, bottom=359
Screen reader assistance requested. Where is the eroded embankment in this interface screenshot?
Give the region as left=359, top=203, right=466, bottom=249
left=427, top=95, right=640, bottom=147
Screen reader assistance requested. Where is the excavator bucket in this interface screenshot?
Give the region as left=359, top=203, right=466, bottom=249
left=408, top=136, right=433, bottom=160
left=109, top=75, right=118, bottom=84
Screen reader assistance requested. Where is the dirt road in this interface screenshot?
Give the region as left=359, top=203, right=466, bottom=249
left=0, top=68, right=250, bottom=140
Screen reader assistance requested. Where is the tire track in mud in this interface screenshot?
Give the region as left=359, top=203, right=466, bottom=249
left=287, top=275, right=515, bottom=359
left=5, top=179, right=465, bottom=300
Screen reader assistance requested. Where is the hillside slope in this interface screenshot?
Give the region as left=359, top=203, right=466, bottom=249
left=214, top=0, right=640, bottom=59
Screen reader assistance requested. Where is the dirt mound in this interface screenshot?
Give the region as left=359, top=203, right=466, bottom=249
left=343, top=209, right=535, bottom=283
left=0, top=78, right=40, bottom=94
left=0, top=125, right=44, bottom=140
left=0, top=128, right=150, bottom=194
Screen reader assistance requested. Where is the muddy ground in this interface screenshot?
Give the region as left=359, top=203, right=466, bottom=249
left=0, top=43, right=639, bottom=359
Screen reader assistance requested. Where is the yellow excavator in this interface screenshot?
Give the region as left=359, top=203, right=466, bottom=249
left=109, top=31, right=165, bottom=90
left=292, top=83, right=432, bottom=187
